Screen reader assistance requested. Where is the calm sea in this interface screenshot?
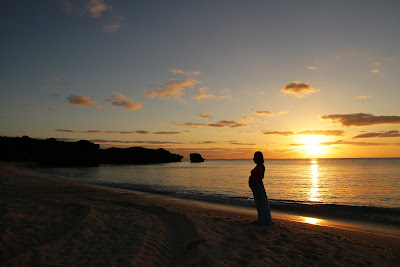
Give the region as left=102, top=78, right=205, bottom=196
left=19, top=158, right=400, bottom=211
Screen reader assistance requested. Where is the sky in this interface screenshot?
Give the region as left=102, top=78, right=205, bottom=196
left=1, top=0, right=400, bottom=159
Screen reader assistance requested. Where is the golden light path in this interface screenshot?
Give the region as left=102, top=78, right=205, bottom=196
left=309, top=160, right=320, bottom=202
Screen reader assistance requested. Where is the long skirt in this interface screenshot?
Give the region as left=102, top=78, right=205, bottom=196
left=251, top=181, right=272, bottom=226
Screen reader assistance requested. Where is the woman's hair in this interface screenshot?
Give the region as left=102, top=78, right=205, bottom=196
left=254, top=151, right=264, bottom=164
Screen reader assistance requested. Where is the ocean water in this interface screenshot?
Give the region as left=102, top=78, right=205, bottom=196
left=18, top=158, right=400, bottom=211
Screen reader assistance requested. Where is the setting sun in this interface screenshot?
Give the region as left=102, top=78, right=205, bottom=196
left=296, top=135, right=328, bottom=157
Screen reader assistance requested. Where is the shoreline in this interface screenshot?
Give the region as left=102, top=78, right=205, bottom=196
left=16, top=162, right=400, bottom=227
left=1, top=162, right=399, bottom=265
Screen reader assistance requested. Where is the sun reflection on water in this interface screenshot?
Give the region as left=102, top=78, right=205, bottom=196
left=303, top=216, right=321, bottom=225
left=309, top=160, right=320, bottom=202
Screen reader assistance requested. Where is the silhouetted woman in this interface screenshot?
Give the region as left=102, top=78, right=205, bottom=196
left=249, top=151, right=272, bottom=226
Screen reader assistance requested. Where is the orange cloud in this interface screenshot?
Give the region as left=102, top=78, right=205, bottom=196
left=168, top=69, right=201, bottom=76
left=281, top=81, right=319, bottom=98
left=197, top=113, right=213, bottom=119
left=297, top=130, right=345, bottom=136
left=355, top=96, right=371, bottom=100
left=252, top=110, right=274, bottom=116
left=263, top=131, right=294, bottom=136
left=67, top=95, right=103, bottom=108
left=107, top=93, right=143, bottom=111
left=104, top=16, right=124, bottom=32
left=61, top=0, right=111, bottom=18
left=144, top=78, right=200, bottom=101
left=353, top=130, right=400, bottom=139
left=168, top=69, right=185, bottom=74
left=306, top=66, right=316, bottom=70
left=321, top=113, right=400, bottom=126
left=193, top=87, right=230, bottom=100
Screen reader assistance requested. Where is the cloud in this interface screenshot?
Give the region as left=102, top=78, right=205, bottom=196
left=252, top=110, right=274, bottom=116
left=355, top=96, right=371, bottom=100
left=90, top=139, right=184, bottom=145
left=45, top=78, right=69, bottom=85
left=67, top=95, right=103, bottom=108
left=144, top=78, right=200, bottom=101
left=228, top=141, right=256, bottom=146
left=208, top=120, right=247, bottom=128
left=281, top=81, right=320, bottom=98
left=190, top=141, right=218, bottom=144
left=197, top=113, right=213, bottom=119
left=353, top=130, right=400, bottom=139
left=371, top=69, right=381, bottom=74
left=171, top=122, right=206, bottom=128
left=297, top=130, right=345, bottom=136
left=277, top=111, right=289, bottom=115
left=168, top=69, right=201, bottom=76
left=263, top=131, right=294, bottom=136
left=61, top=0, right=111, bottom=18
left=306, top=66, right=316, bottom=70
left=82, top=130, right=103, bottom=134
left=153, top=131, right=184, bottom=135
left=169, top=69, right=185, bottom=74
left=193, top=87, right=231, bottom=100
left=239, top=116, right=254, bottom=122
left=320, top=140, right=393, bottom=146
left=107, top=93, right=143, bottom=111
left=321, top=113, right=400, bottom=126
left=136, top=130, right=151, bottom=135
left=55, top=129, right=79, bottom=133
left=104, top=16, right=124, bottom=32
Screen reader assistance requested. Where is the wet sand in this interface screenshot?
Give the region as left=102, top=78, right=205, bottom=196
left=1, top=162, right=399, bottom=266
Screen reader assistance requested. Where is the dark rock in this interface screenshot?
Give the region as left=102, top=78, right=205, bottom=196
left=0, top=136, right=183, bottom=166
left=190, top=153, right=205, bottom=163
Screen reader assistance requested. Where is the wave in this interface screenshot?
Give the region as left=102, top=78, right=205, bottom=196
left=95, top=181, right=400, bottom=227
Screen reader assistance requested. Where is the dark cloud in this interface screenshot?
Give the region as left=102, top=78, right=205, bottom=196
left=281, top=81, right=319, bottom=97
left=228, top=141, right=256, bottom=146
left=321, top=113, right=400, bottom=126
left=153, top=132, right=184, bottom=135
left=55, top=129, right=79, bottom=133
left=297, top=130, right=345, bottom=136
left=171, top=122, right=206, bottom=128
left=208, top=120, right=247, bottom=128
left=321, top=140, right=390, bottom=146
left=82, top=130, right=103, bottom=134
left=136, top=130, right=152, bottom=135
left=353, top=130, right=400, bottom=139
left=263, top=131, right=294, bottom=136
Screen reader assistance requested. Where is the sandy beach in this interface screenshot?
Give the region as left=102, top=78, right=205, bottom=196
left=1, top=162, right=399, bottom=266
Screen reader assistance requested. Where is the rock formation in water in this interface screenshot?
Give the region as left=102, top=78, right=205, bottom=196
left=190, top=153, right=205, bottom=163
left=0, top=136, right=183, bottom=165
